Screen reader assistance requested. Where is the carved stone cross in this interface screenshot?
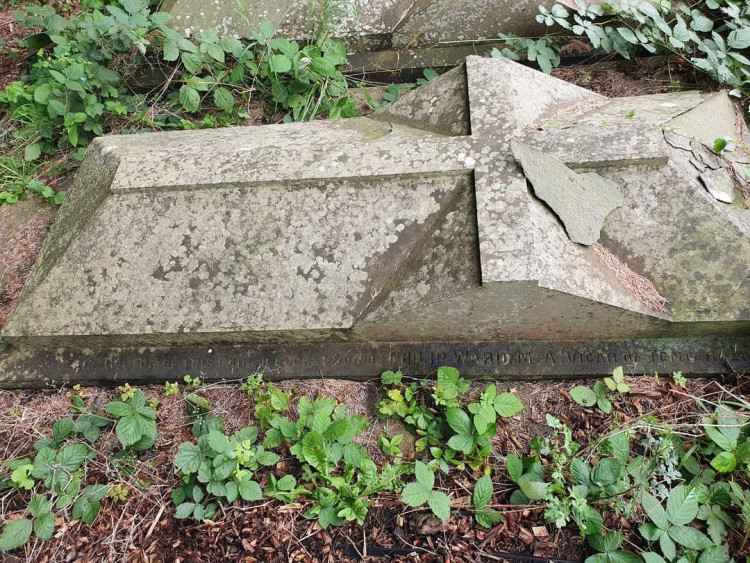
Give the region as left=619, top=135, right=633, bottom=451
left=2, top=57, right=748, bottom=385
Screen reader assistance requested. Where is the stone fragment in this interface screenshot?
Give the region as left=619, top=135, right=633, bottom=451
left=510, top=140, right=623, bottom=245
left=700, top=169, right=737, bottom=204
left=667, top=92, right=737, bottom=148
left=663, top=131, right=693, bottom=152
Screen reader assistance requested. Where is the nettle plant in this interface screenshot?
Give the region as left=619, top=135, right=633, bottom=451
left=172, top=378, right=409, bottom=528
left=571, top=366, right=631, bottom=413
left=0, top=385, right=157, bottom=552
left=377, top=368, right=524, bottom=472
left=495, top=0, right=750, bottom=97
left=508, top=395, right=750, bottom=562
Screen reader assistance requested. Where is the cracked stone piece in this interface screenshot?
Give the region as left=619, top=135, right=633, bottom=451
left=664, top=131, right=693, bottom=152
left=511, top=140, right=623, bottom=245
left=700, top=168, right=737, bottom=204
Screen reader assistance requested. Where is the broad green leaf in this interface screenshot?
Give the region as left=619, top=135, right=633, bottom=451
left=475, top=509, right=504, bottom=528
left=517, top=475, right=548, bottom=501
left=381, top=370, right=402, bottom=385
left=207, top=430, right=231, bottom=455
left=710, top=451, right=736, bottom=473
left=506, top=454, right=523, bottom=483
left=697, top=545, right=730, bottom=563
left=570, top=457, right=590, bottom=485
left=592, top=458, right=621, bottom=485
left=179, top=85, right=200, bottom=113
left=728, top=29, right=750, bottom=50
left=446, top=408, right=472, bottom=437
left=618, top=27, right=639, bottom=44
left=224, top=481, right=238, bottom=503
left=659, top=532, right=676, bottom=561
left=105, top=401, right=133, bottom=417
left=641, top=492, right=669, bottom=530
left=667, top=525, right=712, bottom=550
left=115, top=415, right=142, bottom=447
left=175, top=502, right=196, bottom=519
left=0, top=519, right=32, bottom=552
left=401, top=481, right=431, bottom=507
left=447, top=434, right=474, bottom=454
left=57, top=443, right=90, bottom=471
left=24, top=143, right=42, bottom=162
left=33, top=512, right=55, bottom=541
left=174, top=442, right=203, bottom=473
left=301, top=431, right=328, bottom=473
left=472, top=475, right=493, bottom=509
left=493, top=393, right=523, bottom=417
left=239, top=479, right=262, bottom=501
left=213, top=87, right=234, bottom=113
left=28, top=495, right=52, bottom=518
left=162, top=39, right=179, bottom=62
left=269, top=54, right=292, bottom=74
left=666, top=485, right=698, bottom=525
left=570, top=386, right=597, bottom=407
left=414, top=460, right=434, bottom=489
left=639, top=523, right=663, bottom=541
left=641, top=554, right=667, bottom=563
left=428, top=491, right=451, bottom=521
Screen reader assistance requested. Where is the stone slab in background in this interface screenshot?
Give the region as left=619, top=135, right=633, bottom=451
left=1, top=56, right=749, bottom=386
left=160, top=0, right=545, bottom=71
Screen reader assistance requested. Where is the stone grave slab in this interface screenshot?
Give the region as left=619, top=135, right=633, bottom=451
left=1, top=56, right=749, bottom=387
left=160, top=0, right=544, bottom=73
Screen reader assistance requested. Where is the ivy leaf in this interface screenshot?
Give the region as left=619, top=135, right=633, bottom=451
left=0, top=519, right=33, bottom=552
left=380, top=370, right=402, bottom=385
left=472, top=475, right=493, bottom=510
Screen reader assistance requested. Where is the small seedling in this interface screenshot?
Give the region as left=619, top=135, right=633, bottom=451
left=164, top=381, right=179, bottom=396
left=183, top=375, right=201, bottom=389
left=379, top=434, right=403, bottom=457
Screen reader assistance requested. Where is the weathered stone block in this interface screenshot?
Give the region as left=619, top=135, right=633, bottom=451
left=2, top=57, right=749, bottom=386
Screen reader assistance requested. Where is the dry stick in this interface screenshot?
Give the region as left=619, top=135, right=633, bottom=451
left=145, top=504, right=165, bottom=539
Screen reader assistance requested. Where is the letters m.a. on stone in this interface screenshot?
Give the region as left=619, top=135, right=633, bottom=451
left=1, top=56, right=749, bottom=386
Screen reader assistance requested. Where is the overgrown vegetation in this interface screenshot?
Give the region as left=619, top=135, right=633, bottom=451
left=496, top=0, right=750, bottom=101
left=1, top=369, right=749, bottom=560
left=0, top=0, right=360, bottom=204
left=0, top=384, right=157, bottom=551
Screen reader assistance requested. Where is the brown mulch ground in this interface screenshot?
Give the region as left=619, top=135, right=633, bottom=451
left=1, top=374, right=747, bottom=562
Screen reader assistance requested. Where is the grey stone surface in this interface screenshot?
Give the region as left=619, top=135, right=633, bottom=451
left=2, top=56, right=749, bottom=385
left=510, top=141, right=623, bottom=245
left=700, top=168, right=737, bottom=204
left=161, top=0, right=545, bottom=57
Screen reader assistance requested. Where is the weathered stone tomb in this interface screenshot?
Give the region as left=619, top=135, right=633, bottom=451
left=1, top=56, right=749, bottom=387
